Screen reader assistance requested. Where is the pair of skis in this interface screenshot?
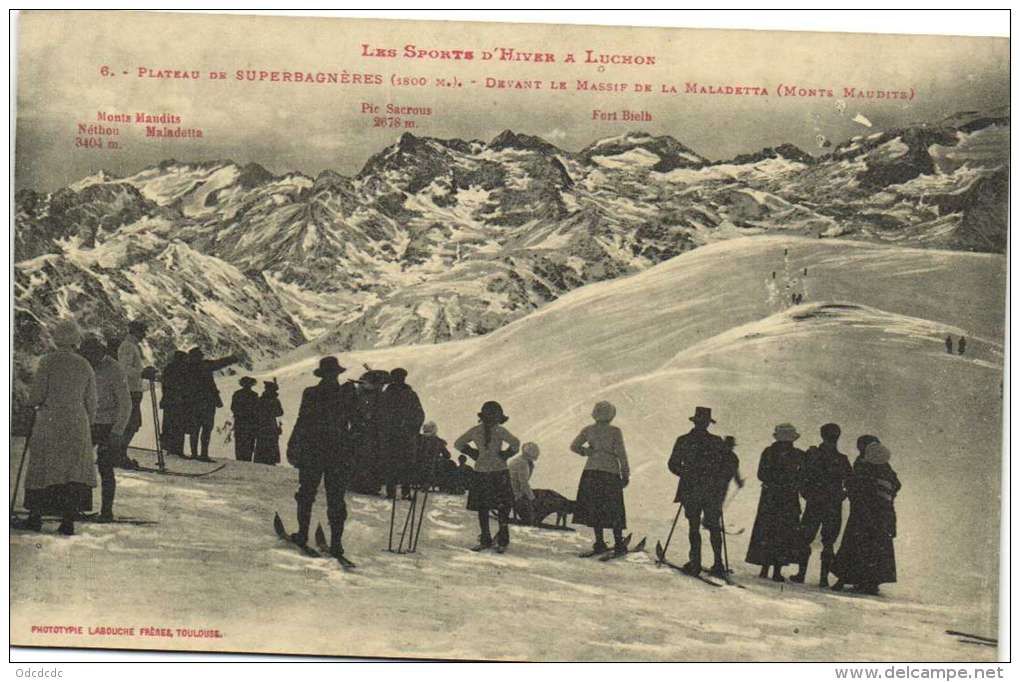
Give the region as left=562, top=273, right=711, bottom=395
left=945, top=630, right=997, bottom=649
left=578, top=534, right=647, bottom=561
left=273, top=513, right=356, bottom=569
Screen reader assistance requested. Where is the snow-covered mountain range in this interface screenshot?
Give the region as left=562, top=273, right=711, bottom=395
left=13, top=107, right=1008, bottom=396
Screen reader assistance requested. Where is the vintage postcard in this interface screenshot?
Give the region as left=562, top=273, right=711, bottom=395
left=10, top=11, right=1008, bottom=662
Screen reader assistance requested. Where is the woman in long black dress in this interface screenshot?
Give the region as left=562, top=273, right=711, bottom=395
left=253, top=380, right=284, bottom=465
left=831, top=437, right=901, bottom=595
left=746, top=423, right=805, bottom=582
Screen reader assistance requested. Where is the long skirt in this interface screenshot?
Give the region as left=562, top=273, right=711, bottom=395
left=831, top=506, right=897, bottom=586
left=745, top=486, right=802, bottom=566
left=253, top=434, right=280, bottom=465
left=466, top=470, right=514, bottom=512
left=24, top=482, right=93, bottom=515
left=572, top=469, right=627, bottom=529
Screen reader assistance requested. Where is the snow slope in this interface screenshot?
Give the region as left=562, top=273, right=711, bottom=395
left=10, top=236, right=1004, bottom=660
left=8, top=447, right=998, bottom=661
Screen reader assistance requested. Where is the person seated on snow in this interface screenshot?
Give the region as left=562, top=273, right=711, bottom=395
left=830, top=437, right=901, bottom=596
left=508, top=442, right=540, bottom=525
left=454, top=454, right=475, bottom=494
left=746, top=423, right=805, bottom=583
left=415, top=421, right=451, bottom=492
left=79, top=336, right=132, bottom=523
left=570, top=401, right=630, bottom=557
left=792, top=423, right=852, bottom=587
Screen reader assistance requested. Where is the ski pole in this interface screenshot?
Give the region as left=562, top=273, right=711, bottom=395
left=387, top=494, right=398, bottom=552
left=411, top=488, right=430, bottom=553
left=397, top=489, right=417, bottom=553
left=660, top=502, right=684, bottom=560
left=147, top=379, right=164, bottom=471
left=9, top=408, right=36, bottom=519
left=720, top=507, right=730, bottom=574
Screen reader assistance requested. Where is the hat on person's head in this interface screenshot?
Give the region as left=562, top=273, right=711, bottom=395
left=820, top=423, right=842, bottom=441
left=863, top=441, right=891, bottom=465
left=239, top=376, right=257, bottom=388
left=724, top=435, right=736, bottom=447
left=592, top=401, right=617, bottom=423
left=478, top=400, right=509, bottom=424
left=51, top=318, right=82, bottom=349
left=422, top=421, right=437, bottom=436
left=856, top=434, right=880, bottom=455
left=359, top=369, right=390, bottom=386
left=78, top=334, right=107, bottom=360
left=773, top=423, right=800, bottom=442
left=690, top=406, right=716, bottom=423
left=389, top=367, right=408, bottom=383
left=263, top=380, right=278, bottom=393
left=313, top=356, right=346, bottom=377
left=128, top=319, right=148, bottom=336
left=522, top=442, right=541, bottom=461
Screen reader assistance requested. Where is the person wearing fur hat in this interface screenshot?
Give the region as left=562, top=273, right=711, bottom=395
left=415, top=421, right=451, bottom=492
left=14, top=319, right=97, bottom=535
left=381, top=367, right=425, bottom=500
left=508, top=442, right=540, bottom=525
left=286, top=356, right=358, bottom=557
left=570, top=401, right=630, bottom=556
left=792, top=423, right=853, bottom=587
left=454, top=401, right=520, bottom=552
left=830, top=437, right=901, bottom=595
left=79, top=335, right=131, bottom=523
left=667, top=406, right=732, bottom=576
left=253, top=380, right=284, bottom=465
left=746, top=423, right=806, bottom=582
left=230, top=377, right=259, bottom=462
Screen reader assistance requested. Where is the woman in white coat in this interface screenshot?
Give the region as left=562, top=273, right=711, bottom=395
left=17, top=319, right=98, bottom=535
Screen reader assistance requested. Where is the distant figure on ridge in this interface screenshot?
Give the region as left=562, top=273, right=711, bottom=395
left=945, top=335, right=954, bottom=354
left=958, top=336, right=967, bottom=355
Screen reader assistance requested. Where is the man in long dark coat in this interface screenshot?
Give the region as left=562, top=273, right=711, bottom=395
left=667, top=406, right=731, bottom=577
left=792, top=423, right=853, bottom=586
left=286, top=356, right=357, bottom=557
left=381, top=368, right=425, bottom=500
left=349, top=369, right=389, bottom=495
left=183, top=348, right=240, bottom=461
left=230, top=377, right=259, bottom=462
left=160, top=350, right=189, bottom=457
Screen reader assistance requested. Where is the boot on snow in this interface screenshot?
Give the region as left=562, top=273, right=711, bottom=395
left=681, top=561, right=701, bottom=576
left=471, top=535, right=494, bottom=552
left=771, top=564, right=785, bottom=583
left=819, top=549, right=834, bottom=588
left=790, top=562, right=808, bottom=584
left=708, top=563, right=728, bottom=579
left=58, top=514, right=75, bottom=536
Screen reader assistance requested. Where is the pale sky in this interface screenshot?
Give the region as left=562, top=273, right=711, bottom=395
left=14, top=11, right=1009, bottom=191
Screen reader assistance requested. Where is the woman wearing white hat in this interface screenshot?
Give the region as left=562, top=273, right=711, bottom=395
left=15, top=319, right=97, bottom=536
left=745, top=423, right=806, bottom=582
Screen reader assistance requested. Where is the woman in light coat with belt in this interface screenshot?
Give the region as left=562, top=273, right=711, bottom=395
left=570, top=401, right=630, bottom=556
left=17, top=319, right=98, bottom=536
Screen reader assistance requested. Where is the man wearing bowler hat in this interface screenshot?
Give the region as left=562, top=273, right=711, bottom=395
left=286, top=356, right=357, bottom=558
left=667, top=406, right=731, bottom=577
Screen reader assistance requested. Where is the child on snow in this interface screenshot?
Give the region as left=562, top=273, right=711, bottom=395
left=454, top=401, right=520, bottom=552
left=415, top=421, right=451, bottom=492
left=570, top=401, right=630, bottom=556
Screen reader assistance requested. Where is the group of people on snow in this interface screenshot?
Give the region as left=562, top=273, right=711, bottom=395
left=14, top=319, right=902, bottom=597
left=12, top=317, right=244, bottom=534
left=669, top=408, right=900, bottom=595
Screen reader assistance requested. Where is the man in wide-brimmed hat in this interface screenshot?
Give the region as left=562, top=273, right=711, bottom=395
left=286, top=356, right=358, bottom=558
left=230, top=376, right=259, bottom=462
left=667, top=406, right=735, bottom=577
